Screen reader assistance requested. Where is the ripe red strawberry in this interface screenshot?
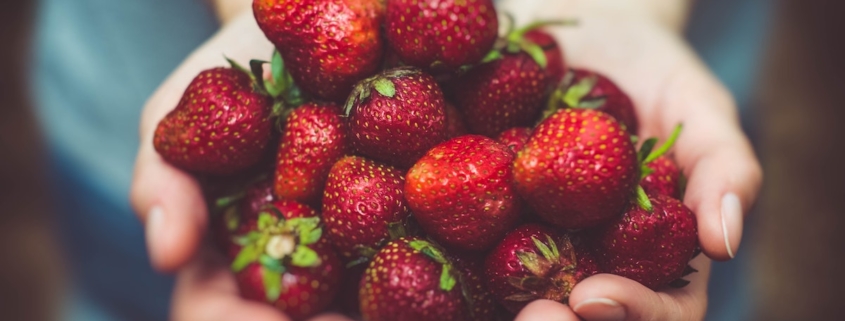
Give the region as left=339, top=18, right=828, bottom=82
left=217, top=197, right=319, bottom=261
left=590, top=193, right=698, bottom=289
left=322, top=156, right=411, bottom=260
left=642, top=155, right=682, bottom=199
left=485, top=224, right=598, bottom=314
left=385, top=0, right=498, bottom=72
left=274, top=103, right=349, bottom=205
left=345, top=67, right=448, bottom=168
left=359, top=237, right=478, bottom=321
left=406, top=135, right=521, bottom=251
left=524, top=29, right=566, bottom=85
left=453, top=28, right=565, bottom=137
left=230, top=201, right=341, bottom=320
left=450, top=255, right=498, bottom=321
left=513, top=108, right=638, bottom=229
left=496, top=127, right=532, bottom=154
left=444, top=102, right=469, bottom=139
left=253, top=0, right=385, bottom=102
left=154, top=65, right=273, bottom=175
left=547, top=68, right=639, bottom=134
left=212, top=178, right=276, bottom=257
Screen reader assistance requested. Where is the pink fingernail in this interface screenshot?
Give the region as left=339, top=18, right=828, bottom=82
left=720, top=193, right=742, bottom=259
left=573, top=298, right=626, bottom=321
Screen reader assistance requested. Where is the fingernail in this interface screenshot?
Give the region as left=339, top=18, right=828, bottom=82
left=145, top=206, right=165, bottom=255
left=573, top=298, right=626, bottom=321
left=720, top=193, right=743, bottom=259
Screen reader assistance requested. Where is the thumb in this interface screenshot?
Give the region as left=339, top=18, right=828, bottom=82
left=130, top=140, right=208, bottom=272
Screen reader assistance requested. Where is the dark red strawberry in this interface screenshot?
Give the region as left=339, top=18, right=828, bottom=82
left=274, top=103, right=349, bottom=205
left=230, top=201, right=341, bottom=320
left=485, top=224, right=598, bottom=314
left=496, top=127, right=532, bottom=154
left=450, top=255, right=498, bottom=321
left=253, top=0, right=385, bottom=102
left=344, top=67, right=447, bottom=168
left=590, top=193, right=698, bottom=289
left=154, top=64, right=273, bottom=175
left=453, top=28, right=565, bottom=137
left=385, top=0, right=498, bottom=72
left=513, top=108, right=638, bottom=229
left=211, top=178, right=276, bottom=257
left=524, top=29, right=566, bottom=85
left=546, top=68, right=639, bottom=134
left=322, top=156, right=411, bottom=260
left=359, top=238, right=478, bottom=321
left=642, top=155, right=681, bottom=199
left=406, top=135, right=521, bottom=251
left=444, top=102, right=469, bottom=139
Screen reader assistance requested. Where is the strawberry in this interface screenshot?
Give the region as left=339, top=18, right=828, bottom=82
left=359, top=237, right=479, bottom=321
left=453, top=27, right=565, bottom=137
left=636, top=124, right=684, bottom=199
left=450, top=255, right=498, bottom=321
left=253, top=0, right=385, bottom=102
left=344, top=67, right=448, bottom=168
left=641, top=155, right=682, bottom=199
left=524, top=29, right=566, bottom=85
left=154, top=62, right=274, bottom=175
left=496, top=127, right=532, bottom=154
left=230, top=201, right=341, bottom=320
left=590, top=193, right=698, bottom=289
left=546, top=68, right=639, bottom=134
left=444, top=102, right=469, bottom=139
left=384, top=0, right=498, bottom=72
left=485, top=224, right=598, bottom=314
left=274, top=103, right=349, bottom=205
left=212, top=178, right=277, bottom=258
left=321, top=156, right=411, bottom=261
left=513, top=108, right=638, bottom=229
left=405, top=135, right=522, bottom=251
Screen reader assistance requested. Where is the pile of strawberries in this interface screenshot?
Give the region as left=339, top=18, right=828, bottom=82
left=153, top=0, right=699, bottom=320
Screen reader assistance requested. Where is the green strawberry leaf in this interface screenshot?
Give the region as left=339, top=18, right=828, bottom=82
left=345, top=256, right=371, bottom=268
left=563, top=75, right=598, bottom=108
left=387, top=221, right=408, bottom=240
left=373, top=78, right=396, bottom=98
left=231, top=243, right=263, bottom=272
left=638, top=138, right=658, bottom=164
left=299, top=227, right=322, bottom=245
left=267, top=50, right=286, bottom=98
left=515, top=251, right=545, bottom=276
left=577, top=97, right=607, bottom=110
left=504, top=293, right=537, bottom=302
left=262, top=267, right=283, bottom=302
left=257, top=212, right=278, bottom=230
left=439, top=264, right=457, bottom=292
left=214, top=192, right=245, bottom=209
left=223, top=207, right=240, bottom=231
left=644, top=124, right=683, bottom=164
left=233, top=231, right=263, bottom=246
left=480, top=49, right=504, bottom=64
left=546, top=235, right=560, bottom=259
left=286, top=217, right=320, bottom=234
left=409, top=240, right=447, bottom=264
left=531, top=236, right=556, bottom=261
left=519, top=41, right=547, bottom=69
left=259, top=254, right=286, bottom=274
left=225, top=56, right=251, bottom=77
left=249, top=59, right=270, bottom=96
left=290, top=245, right=321, bottom=267
left=636, top=185, right=654, bottom=212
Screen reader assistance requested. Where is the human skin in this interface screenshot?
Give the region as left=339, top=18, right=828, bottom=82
left=130, top=1, right=762, bottom=320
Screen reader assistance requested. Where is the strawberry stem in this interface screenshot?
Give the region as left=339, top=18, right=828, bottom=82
left=635, top=185, right=654, bottom=212
left=643, top=124, right=683, bottom=164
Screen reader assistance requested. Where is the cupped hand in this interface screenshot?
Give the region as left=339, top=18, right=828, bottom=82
left=500, top=0, right=763, bottom=320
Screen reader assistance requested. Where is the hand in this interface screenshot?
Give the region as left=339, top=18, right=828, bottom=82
left=499, top=0, right=763, bottom=320
left=129, top=10, right=350, bottom=321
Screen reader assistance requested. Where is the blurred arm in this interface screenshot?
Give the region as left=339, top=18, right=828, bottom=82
left=207, top=0, right=253, bottom=25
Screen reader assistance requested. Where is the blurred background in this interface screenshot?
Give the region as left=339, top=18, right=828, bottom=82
left=1, top=0, right=843, bottom=320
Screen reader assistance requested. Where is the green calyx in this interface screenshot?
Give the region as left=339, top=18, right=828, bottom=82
left=634, top=124, right=684, bottom=211
left=230, top=210, right=323, bottom=302
left=542, top=70, right=608, bottom=122
left=343, top=67, right=419, bottom=116
left=503, top=19, right=577, bottom=69
left=227, top=51, right=304, bottom=129
left=408, top=239, right=457, bottom=292
left=507, top=234, right=579, bottom=303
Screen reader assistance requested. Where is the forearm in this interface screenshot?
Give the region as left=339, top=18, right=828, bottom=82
left=500, top=0, right=693, bottom=33
left=207, top=0, right=253, bottom=25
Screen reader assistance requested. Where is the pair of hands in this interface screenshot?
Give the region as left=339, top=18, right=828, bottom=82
left=130, top=1, right=762, bottom=320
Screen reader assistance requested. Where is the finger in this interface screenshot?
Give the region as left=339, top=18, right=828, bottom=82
left=654, top=63, right=764, bottom=261
left=172, top=247, right=292, bottom=321
left=306, top=313, right=356, bottom=321
left=515, top=300, right=581, bottom=321
left=130, top=140, right=207, bottom=272
left=570, top=254, right=711, bottom=321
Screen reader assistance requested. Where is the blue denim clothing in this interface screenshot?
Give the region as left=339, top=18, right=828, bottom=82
left=31, top=0, right=770, bottom=320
